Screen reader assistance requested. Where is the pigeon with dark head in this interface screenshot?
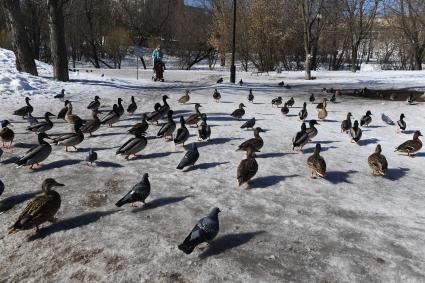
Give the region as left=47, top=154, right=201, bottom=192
left=115, top=173, right=150, bottom=208
left=177, top=143, right=199, bottom=170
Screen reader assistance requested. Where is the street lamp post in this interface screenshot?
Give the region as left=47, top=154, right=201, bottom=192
left=230, top=0, right=237, bottom=83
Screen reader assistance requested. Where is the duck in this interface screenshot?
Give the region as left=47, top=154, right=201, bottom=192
left=64, top=102, right=83, bottom=124
left=128, top=114, right=149, bottom=136
left=27, top=113, right=39, bottom=125
left=237, top=146, right=258, bottom=186
left=116, top=131, right=147, bottom=160
left=174, top=116, right=190, bottom=146
left=16, top=133, right=52, bottom=169
left=239, top=79, right=243, bottom=86
left=115, top=173, right=150, bottom=208
left=407, top=94, right=415, bottom=104
left=87, top=95, right=101, bottom=111
left=299, top=102, right=308, bottom=120
left=57, top=100, right=70, bottom=120
left=231, top=103, right=246, bottom=120
left=26, top=112, right=55, bottom=133
left=395, top=130, right=422, bottom=157
left=286, top=97, right=295, bottom=107
left=278, top=81, right=285, bottom=86
left=272, top=97, right=282, bottom=107
left=0, top=120, right=14, bottom=148
left=316, top=98, right=328, bottom=110
left=309, top=93, right=315, bottom=103
left=248, top=88, right=254, bottom=103
left=330, top=93, right=336, bottom=103
left=117, top=98, right=125, bottom=117
left=237, top=127, right=265, bottom=152
left=292, top=122, right=309, bottom=151
left=54, top=89, right=65, bottom=100
left=146, top=103, right=163, bottom=125
left=350, top=120, right=362, bottom=143
left=52, top=118, right=85, bottom=151
left=240, top=117, right=255, bottom=130
left=198, top=114, right=211, bottom=141
left=157, top=110, right=176, bottom=141
left=8, top=178, right=64, bottom=234
left=213, top=89, right=221, bottom=102
left=13, top=97, right=33, bottom=118
left=86, top=149, right=98, bottom=166
left=341, top=112, right=353, bottom=133
left=80, top=110, right=101, bottom=136
left=100, top=104, right=120, bottom=127
left=177, top=143, right=199, bottom=170
left=307, top=143, right=326, bottom=178
left=306, top=120, right=320, bottom=140
left=281, top=102, right=289, bottom=116
left=0, top=179, right=3, bottom=197
left=127, top=96, right=137, bottom=115
left=360, top=110, right=372, bottom=127
left=178, top=90, right=191, bottom=104
left=158, top=95, right=170, bottom=117
left=318, top=101, right=328, bottom=120
left=185, top=103, right=202, bottom=127
left=368, top=144, right=388, bottom=176
left=216, top=77, right=223, bottom=84
left=397, top=113, right=406, bottom=132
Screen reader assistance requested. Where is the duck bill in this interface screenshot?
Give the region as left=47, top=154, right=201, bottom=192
left=55, top=182, right=65, bottom=187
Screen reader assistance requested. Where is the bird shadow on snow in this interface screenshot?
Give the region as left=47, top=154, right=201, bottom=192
left=357, top=138, right=379, bottom=146
left=402, top=130, right=415, bottom=135
left=303, top=146, right=338, bottom=154
left=79, top=147, right=116, bottom=153
left=189, top=162, right=230, bottom=171
left=248, top=175, right=298, bottom=189
left=131, top=195, right=192, bottom=213
left=384, top=167, right=409, bottom=181
left=196, top=137, right=243, bottom=148
left=94, top=132, right=125, bottom=138
left=198, top=231, right=266, bottom=259
left=142, top=151, right=182, bottom=159
left=325, top=170, right=358, bottom=184
left=0, top=156, right=19, bottom=165
left=95, top=161, right=124, bottom=168
left=13, top=142, right=35, bottom=149
left=27, top=209, right=121, bottom=241
left=32, top=159, right=82, bottom=172
left=256, top=152, right=295, bottom=159
left=0, top=191, right=40, bottom=214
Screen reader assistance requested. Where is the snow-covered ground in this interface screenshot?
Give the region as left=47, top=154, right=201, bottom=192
left=1, top=48, right=425, bottom=282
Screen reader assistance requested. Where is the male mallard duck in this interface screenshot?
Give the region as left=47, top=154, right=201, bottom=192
left=307, top=143, right=326, bottom=178
left=341, top=112, right=352, bottom=133
left=286, top=97, right=295, bottom=107
left=157, top=110, right=176, bottom=141
left=231, top=103, right=246, bottom=120
left=116, top=131, right=147, bottom=160
left=237, top=146, right=258, bottom=186
left=54, top=89, right=65, bottom=100
left=198, top=114, right=211, bottom=141
left=368, top=144, right=388, bottom=176
left=86, top=149, right=98, bottom=166
left=240, top=117, right=255, bottom=130
left=80, top=110, right=101, bottom=136
left=395, top=130, right=422, bottom=157
left=26, top=112, right=55, bottom=133
left=13, top=97, right=33, bottom=118
left=248, top=88, right=254, bottom=103
left=299, top=102, right=308, bottom=120
left=397, top=113, right=406, bottom=132
left=115, top=173, right=150, bottom=208
left=174, top=116, right=190, bottom=146
left=16, top=133, right=52, bottom=169
left=158, top=95, right=170, bottom=117
left=52, top=118, right=85, bottom=151
left=65, top=102, right=83, bottom=124
left=185, top=103, right=202, bottom=127
left=213, top=89, right=221, bottom=102
left=309, top=93, right=315, bottom=103
left=87, top=96, right=100, bottom=110
left=350, top=120, right=362, bottom=143
left=146, top=103, right=162, bottom=125
left=316, top=98, right=328, bottom=110
left=8, top=178, right=64, bottom=234
left=237, top=127, right=265, bottom=152
left=57, top=100, right=70, bottom=120
left=318, top=101, right=328, bottom=120
left=0, top=120, right=14, bottom=148
left=306, top=120, right=319, bottom=140
left=360, top=110, right=372, bottom=127
left=272, top=97, right=282, bottom=107
left=101, top=104, right=120, bottom=127
left=178, top=90, right=191, bottom=104
left=127, top=96, right=137, bottom=115
left=117, top=98, right=125, bottom=117
left=128, top=113, right=149, bottom=136
left=281, top=102, right=289, bottom=116
left=177, top=143, right=199, bottom=170
left=292, top=122, right=309, bottom=151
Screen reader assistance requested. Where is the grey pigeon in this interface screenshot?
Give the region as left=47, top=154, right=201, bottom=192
left=0, top=179, right=3, bottom=197
left=278, top=81, right=285, bottom=86
left=178, top=207, right=221, bottom=254
left=177, top=143, right=199, bottom=170
left=381, top=113, right=395, bottom=125
left=54, top=89, right=65, bottom=99
left=86, top=149, right=97, bottom=166
left=115, top=173, right=150, bottom=208
left=216, top=77, right=223, bottom=84
left=240, top=117, right=256, bottom=130
left=27, top=113, right=39, bottom=125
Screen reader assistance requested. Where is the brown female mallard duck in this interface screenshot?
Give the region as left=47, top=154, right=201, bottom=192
left=52, top=118, right=85, bottom=151
left=178, top=90, right=191, bottom=104
left=87, top=96, right=101, bottom=111
left=237, top=127, right=265, bottom=152
left=237, top=146, right=258, bottom=186
left=368, top=144, right=388, bottom=176
left=316, top=98, right=328, bottom=110
left=395, top=130, right=423, bottom=157
left=57, top=100, right=70, bottom=120
left=80, top=110, right=101, bottom=136
left=341, top=112, right=352, bottom=133
left=198, top=114, right=211, bottom=141
left=299, top=102, right=308, bottom=121
left=231, top=103, right=246, bottom=120
left=101, top=104, right=120, bottom=127
left=185, top=103, right=202, bottom=127
left=307, top=143, right=326, bottom=178
left=65, top=102, right=83, bottom=124
left=13, top=97, right=33, bottom=118
left=0, top=120, right=14, bottom=148
left=318, top=101, right=328, bottom=120
left=281, top=102, right=289, bottom=116
left=128, top=113, right=149, bottom=136
left=213, top=89, right=221, bottom=102
left=26, top=112, right=55, bottom=133
left=8, top=178, right=64, bottom=234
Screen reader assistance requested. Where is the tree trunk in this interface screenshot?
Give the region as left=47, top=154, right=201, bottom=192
left=2, top=0, right=38, bottom=75
left=351, top=46, right=358, bottom=73
left=47, top=0, right=69, bottom=81
left=414, top=51, right=423, bottom=70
